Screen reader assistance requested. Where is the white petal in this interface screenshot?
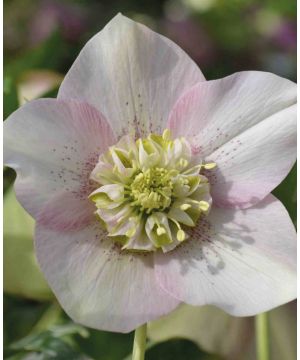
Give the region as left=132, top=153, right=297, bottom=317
left=58, top=14, right=205, bottom=138
left=169, top=71, right=296, bottom=156
left=4, top=99, right=115, bottom=231
left=168, top=71, right=296, bottom=208
left=209, top=104, right=296, bottom=208
left=155, top=195, right=296, bottom=316
left=35, top=222, right=179, bottom=332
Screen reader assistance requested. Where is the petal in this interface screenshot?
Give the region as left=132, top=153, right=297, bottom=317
left=58, top=14, right=205, bottom=138
left=4, top=99, right=115, bottom=231
left=154, top=195, right=296, bottom=316
left=209, top=104, right=296, bottom=208
left=168, top=71, right=296, bottom=208
left=35, top=222, right=180, bottom=332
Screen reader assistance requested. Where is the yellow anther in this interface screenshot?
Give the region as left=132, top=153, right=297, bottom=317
left=199, top=201, right=210, bottom=211
left=125, top=228, right=136, bottom=237
left=203, top=162, right=216, bottom=170
left=157, top=227, right=166, bottom=236
left=180, top=204, right=192, bottom=211
left=179, top=158, right=189, bottom=168
left=162, top=128, right=171, bottom=141
left=177, top=229, right=186, bottom=242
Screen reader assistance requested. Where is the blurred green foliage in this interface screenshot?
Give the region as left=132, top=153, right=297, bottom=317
left=4, top=188, right=53, bottom=300
left=273, top=164, right=296, bottom=224
left=4, top=0, right=296, bottom=359
left=146, top=340, right=222, bottom=360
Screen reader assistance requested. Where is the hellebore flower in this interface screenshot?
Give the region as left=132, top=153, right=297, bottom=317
left=4, top=14, right=296, bottom=333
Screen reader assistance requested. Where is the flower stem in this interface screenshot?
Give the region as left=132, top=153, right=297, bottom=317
left=132, top=323, right=147, bottom=360
left=255, top=312, right=269, bottom=360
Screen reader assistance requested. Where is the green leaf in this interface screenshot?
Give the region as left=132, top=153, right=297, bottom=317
left=146, top=339, right=221, bottom=360
left=49, top=323, right=89, bottom=340
left=4, top=76, right=19, bottom=119
left=4, top=296, right=50, bottom=346
left=8, top=323, right=91, bottom=360
left=4, top=187, right=53, bottom=300
left=4, top=32, right=67, bottom=80
left=272, top=164, right=296, bottom=224
left=269, top=302, right=296, bottom=360
left=8, top=338, right=87, bottom=360
left=148, top=304, right=250, bottom=359
left=148, top=302, right=296, bottom=360
left=4, top=32, right=67, bottom=120
left=76, top=329, right=133, bottom=360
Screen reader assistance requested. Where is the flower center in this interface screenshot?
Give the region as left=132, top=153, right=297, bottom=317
left=130, top=168, right=174, bottom=213
left=89, top=129, right=216, bottom=253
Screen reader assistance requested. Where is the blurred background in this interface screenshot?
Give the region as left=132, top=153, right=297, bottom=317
left=4, top=0, right=296, bottom=359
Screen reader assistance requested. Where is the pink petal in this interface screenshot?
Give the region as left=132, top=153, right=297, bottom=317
left=209, top=104, right=296, bottom=208
left=58, top=14, right=205, bottom=139
left=155, top=195, right=296, bottom=316
left=35, top=222, right=180, bottom=332
left=4, top=99, right=115, bottom=231
left=168, top=71, right=296, bottom=208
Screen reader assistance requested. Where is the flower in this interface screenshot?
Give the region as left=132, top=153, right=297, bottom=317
left=4, top=14, right=296, bottom=333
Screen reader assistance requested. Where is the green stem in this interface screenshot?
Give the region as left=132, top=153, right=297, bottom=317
left=255, top=312, right=269, bottom=360
left=132, top=323, right=147, bottom=360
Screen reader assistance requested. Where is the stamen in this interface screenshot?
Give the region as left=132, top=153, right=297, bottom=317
left=199, top=201, right=210, bottom=211
left=177, top=229, right=186, bottom=242
left=157, top=227, right=166, bottom=236
left=203, top=162, right=216, bottom=170
left=89, top=129, right=214, bottom=252
left=162, top=128, right=171, bottom=141
left=126, top=228, right=136, bottom=237
left=180, top=204, right=192, bottom=211
left=179, top=158, right=189, bottom=168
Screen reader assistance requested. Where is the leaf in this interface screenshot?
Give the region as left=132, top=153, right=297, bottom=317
left=4, top=76, right=19, bottom=119
left=75, top=329, right=133, bottom=360
left=269, top=302, right=296, bottom=360
left=8, top=338, right=88, bottom=360
left=4, top=296, right=50, bottom=346
left=8, top=323, right=91, bottom=360
left=146, top=339, right=221, bottom=360
left=4, top=31, right=67, bottom=120
left=4, top=187, right=53, bottom=301
left=148, top=302, right=296, bottom=360
left=49, top=323, right=89, bottom=339
left=272, top=164, right=296, bottom=224
left=148, top=304, right=252, bottom=359
left=4, top=32, right=67, bottom=79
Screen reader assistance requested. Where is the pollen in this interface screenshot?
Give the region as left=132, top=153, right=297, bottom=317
left=130, top=168, right=174, bottom=213
left=88, top=130, right=215, bottom=253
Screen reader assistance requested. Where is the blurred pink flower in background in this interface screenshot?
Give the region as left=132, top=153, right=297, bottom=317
left=162, top=18, right=216, bottom=66
left=271, top=20, right=296, bottom=51
left=29, top=0, right=87, bottom=45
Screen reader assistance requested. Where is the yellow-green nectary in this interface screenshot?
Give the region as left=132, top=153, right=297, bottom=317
left=89, top=129, right=215, bottom=252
